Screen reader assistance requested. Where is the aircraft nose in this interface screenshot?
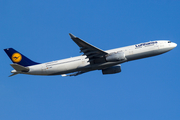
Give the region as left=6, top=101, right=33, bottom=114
left=172, top=42, right=177, bottom=48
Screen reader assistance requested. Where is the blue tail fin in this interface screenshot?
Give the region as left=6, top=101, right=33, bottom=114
left=4, top=48, right=40, bottom=67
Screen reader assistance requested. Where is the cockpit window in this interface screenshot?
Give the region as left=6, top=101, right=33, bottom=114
left=168, top=41, right=171, bottom=43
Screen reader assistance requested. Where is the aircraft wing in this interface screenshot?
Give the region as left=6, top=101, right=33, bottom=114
left=69, top=33, right=108, bottom=62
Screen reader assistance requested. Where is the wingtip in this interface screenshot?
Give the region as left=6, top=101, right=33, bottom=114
left=69, top=33, right=76, bottom=39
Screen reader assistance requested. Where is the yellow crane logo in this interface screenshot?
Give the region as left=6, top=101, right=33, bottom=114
left=12, top=53, right=22, bottom=63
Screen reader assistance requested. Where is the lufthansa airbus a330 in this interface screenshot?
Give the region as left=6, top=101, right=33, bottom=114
left=4, top=33, right=177, bottom=77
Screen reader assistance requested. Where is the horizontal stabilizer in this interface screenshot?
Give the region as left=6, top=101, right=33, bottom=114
left=9, top=73, right=19, bottom=77
left=10, top=64, right=29, bottom=72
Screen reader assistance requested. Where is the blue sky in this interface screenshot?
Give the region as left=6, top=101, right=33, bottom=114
left=0, top=0, right=180, bottom=120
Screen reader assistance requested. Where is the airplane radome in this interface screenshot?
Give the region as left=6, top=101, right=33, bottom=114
left=4, top=33, right=177, bottom=77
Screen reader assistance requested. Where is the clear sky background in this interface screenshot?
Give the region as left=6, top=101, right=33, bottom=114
left=0, top=0, right=180, bottom=120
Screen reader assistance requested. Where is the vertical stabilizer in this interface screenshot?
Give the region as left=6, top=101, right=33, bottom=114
left=4, top=48, right=39, bottom=67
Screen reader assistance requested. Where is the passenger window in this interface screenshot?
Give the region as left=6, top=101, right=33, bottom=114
left=168, top=41, right=171, bottom=43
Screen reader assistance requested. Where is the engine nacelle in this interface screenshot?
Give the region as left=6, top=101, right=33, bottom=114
left=102, top=65, right=121, bottom=75
left=106, top=52, right=126, bottom=62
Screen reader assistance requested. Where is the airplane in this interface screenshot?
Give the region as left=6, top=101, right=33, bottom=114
left=4, top=33, right=177, bottom=77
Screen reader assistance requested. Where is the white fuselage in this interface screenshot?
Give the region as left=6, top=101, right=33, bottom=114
left=23, top=40, right=177, bottom=76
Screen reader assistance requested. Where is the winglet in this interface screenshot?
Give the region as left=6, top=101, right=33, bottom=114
left=69, top=33, right=76, bottom=39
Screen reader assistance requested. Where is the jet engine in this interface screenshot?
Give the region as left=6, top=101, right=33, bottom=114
left=106, top=52, right=126, bottom=62
left=102, top=65, right=121, bottom=75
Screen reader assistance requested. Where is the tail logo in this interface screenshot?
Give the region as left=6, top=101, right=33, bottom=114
left=12, top=53, right=22, bottom=63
